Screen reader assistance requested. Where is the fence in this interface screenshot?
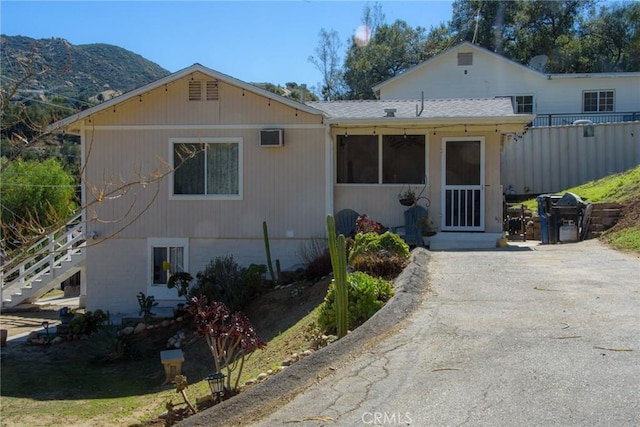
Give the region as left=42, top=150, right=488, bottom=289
left=501, top=121, right=640, bottom=196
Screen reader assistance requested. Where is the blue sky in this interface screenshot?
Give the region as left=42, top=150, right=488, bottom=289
left=1, top=1, right=454, bottom=90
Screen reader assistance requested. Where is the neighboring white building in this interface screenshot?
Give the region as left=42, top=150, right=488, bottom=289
left=373, top=42, right=640, bottom=195
left=374, top=42, right=640, bottom=127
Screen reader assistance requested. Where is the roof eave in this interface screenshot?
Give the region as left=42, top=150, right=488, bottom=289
left=48, top=64, right=325, bottom=134
left=325, top=114, right=535, bottom=127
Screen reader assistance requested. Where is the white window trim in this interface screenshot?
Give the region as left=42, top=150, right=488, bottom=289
left=169, top=137, right=243, bottom=201
left=147, top=237, right=189, bottom=300
left=513, top=95, right=535, bottom=114
left=582, top=89, right=615, bottom=113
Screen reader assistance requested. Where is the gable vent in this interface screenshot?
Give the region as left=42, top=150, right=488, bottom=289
left=206, top=80, right=219, bottom=100
left=189, top=80, right=202, bottom=101
left=457, top=52, right=473, bottom=66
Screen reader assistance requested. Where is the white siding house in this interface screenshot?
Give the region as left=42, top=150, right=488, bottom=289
left=374, top=42, right=640, bottom=195
left=49, top=63, right=533, bottom=313
left=374, top=42, right=640, bottom=125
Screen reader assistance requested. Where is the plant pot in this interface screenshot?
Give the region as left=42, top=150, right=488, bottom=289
left=399, top=198, right=416, bottom=207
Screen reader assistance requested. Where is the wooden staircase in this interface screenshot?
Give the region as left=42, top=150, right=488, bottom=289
left=586, top=203, right=622, bottom=239
left=1, top=213, right=86, bottom=308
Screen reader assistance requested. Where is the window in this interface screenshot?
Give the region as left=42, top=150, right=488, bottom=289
left=149, top=239, right=188, bottom=286
left=513, top=95, right=534, bottom=113
left=336, top=134, right=425, bottom=184
left=382, top=135, right=425, bottom=183
left=172, top=138, right=242, bottom=198
left=583, top=90, right=614, bottom=112
left=337, top=135, right=378, bottom=184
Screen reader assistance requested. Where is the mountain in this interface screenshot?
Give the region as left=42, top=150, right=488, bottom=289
left=0, top=35, right=170, bottom=103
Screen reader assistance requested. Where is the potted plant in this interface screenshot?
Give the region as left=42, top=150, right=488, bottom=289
left=417, top=216, right=438, bottom=236
left=167, top=271, right=194, bottom=301
left=398, top=186, right=416, bottom=206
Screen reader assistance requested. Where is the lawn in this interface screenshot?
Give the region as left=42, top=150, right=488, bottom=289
left=0, top=281, right=327, bottom=427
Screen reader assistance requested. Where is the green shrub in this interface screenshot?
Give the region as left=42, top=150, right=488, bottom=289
left=348, top=231, right=410, bottom=263
left=242, top=263, right=269, bottom=295
left=68, top=309, right=109, bottom=336
left=190, top=255, right=249, bottom=311
left=350, top=252, right=409, bottom=279
left=298, top=238, right=333, bottom=280
left=318, top=272, right=394, bottom=333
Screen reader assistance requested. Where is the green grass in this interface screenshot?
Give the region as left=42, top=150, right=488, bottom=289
left=0, top=307, right=321, bottom=426
left=522, top=165, right=640, bottom=252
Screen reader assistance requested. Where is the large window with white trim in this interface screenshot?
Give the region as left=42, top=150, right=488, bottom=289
left=583, top=90, right=614, bottom=112
left=336, top=134, right=425, bottom=184
left=171, top=138, right=242, bottom=198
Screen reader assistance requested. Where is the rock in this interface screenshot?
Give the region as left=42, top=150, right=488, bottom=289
left=282, top=358, right=292, bottom=366
left=245, top=379, right=257, bottom=385
left=257, top=373, right=268, bottom=381
left=51, top=336, right=63, bottom=345
left=26, top=331, right=39, bottom=342
left=176, top=316, right=183, bottom=322
left=278, top=366, right=287, bottom=372
left=122, top=326, right=135, bottom=336
left=196, top=395, right=213, bottom=405
left=133, top=322, right=146, bottom=334
left=303, top=349, right=314, bottom=357
left=161, top=320, right=171, bottom=328
left=266, top=369, right=273, bottom=375
left=291, top=352, right=299, bottom=361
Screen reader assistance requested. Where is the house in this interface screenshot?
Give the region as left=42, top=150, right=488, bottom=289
left=373, top=42, right=640, bottom=195
left=37, top=62, right=533, bottom=314
left=374, top=42, right=640, bottom=126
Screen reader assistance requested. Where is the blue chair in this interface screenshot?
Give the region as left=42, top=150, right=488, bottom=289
left=393, top=205, right=428, bottom=246
left=334, top=209, right=359, bottom=237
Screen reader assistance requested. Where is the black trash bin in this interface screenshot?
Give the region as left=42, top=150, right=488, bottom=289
left=537, top=194, right=562, bottom=244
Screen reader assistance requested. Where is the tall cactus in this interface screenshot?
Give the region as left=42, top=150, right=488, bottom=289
left=326, top=214, right=349, bottom=338
left=263, top=221, right=280, bottom=286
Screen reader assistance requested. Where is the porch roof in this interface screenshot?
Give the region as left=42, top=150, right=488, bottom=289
left=308, top=97, right=534, bottom=125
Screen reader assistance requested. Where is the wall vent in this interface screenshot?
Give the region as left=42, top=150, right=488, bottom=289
left=457, top=52, right=473, bottom=66
left=188, top=80, right=202, bottom=100
left=259, top=129, right=284, bottom=147
left=206, top=80, right=219, bottom=100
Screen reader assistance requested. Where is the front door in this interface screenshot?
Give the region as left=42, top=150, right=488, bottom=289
left=442, top=138, right=485, bottom=231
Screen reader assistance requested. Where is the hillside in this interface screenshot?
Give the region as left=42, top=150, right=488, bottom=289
left=0, top=35, right=170, bottom=102
left=524, top=165, right=640, bottom=252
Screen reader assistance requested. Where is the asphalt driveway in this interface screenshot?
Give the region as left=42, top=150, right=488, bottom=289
left=184, top=240, right=639, bottom=427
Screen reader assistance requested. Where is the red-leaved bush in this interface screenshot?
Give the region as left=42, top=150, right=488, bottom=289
left=188, top=296, right=266, bottom=392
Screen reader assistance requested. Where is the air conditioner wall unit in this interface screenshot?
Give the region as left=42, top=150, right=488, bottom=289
left=259, top=129, right=284, bottom=147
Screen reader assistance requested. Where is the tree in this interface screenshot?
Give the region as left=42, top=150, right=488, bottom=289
left=343, top=20, right=428, bottom=99
left=578, top=2, right=640, bottom=72
left=308, top=28, right=344, bottom=100
left=0, top=157, right=76, bottom=248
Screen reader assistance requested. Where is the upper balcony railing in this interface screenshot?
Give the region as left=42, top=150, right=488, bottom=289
left=530, top=111, right=639, bottom=127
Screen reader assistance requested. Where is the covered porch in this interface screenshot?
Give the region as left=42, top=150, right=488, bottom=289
left=309, top=97, right=534, bottom=250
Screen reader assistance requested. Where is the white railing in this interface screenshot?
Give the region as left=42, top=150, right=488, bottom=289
left=1, top=213, right=86, bottom=305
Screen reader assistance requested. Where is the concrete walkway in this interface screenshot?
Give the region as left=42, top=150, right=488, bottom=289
left=184, top=240, right=639, bottom=427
